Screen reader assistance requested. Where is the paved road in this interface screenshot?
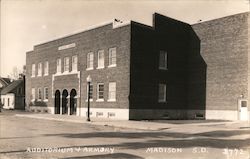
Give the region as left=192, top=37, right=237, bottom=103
left=0, top=111, right=250, bottom=159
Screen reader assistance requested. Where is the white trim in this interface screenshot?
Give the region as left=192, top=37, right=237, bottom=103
left=43, top=99, right=48, bottom=102
left=96, top=67, right=105, bottom=69
left=54, top=71, right=79, bottom=77
left=86, top=68, right=94, bottom=71
left=107, top=99, right=116, bottom=102
left=108, top=64, right=116, bottom=68
left=85, top=99, right=93, bottom=102
left=96, top=99, right=104, bottom=102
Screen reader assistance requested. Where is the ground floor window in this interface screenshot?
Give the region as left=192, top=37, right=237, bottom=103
left=44, top=87, right=49, bottom=100
left=108, top=82, right=116, bottom=101
left=31, top=88, right=35, bottom=100
left=158, top=84, right=166, bottom=102
left=38, top=88, right=42, bottom=100
left=97, top=83, right=104, bottom=101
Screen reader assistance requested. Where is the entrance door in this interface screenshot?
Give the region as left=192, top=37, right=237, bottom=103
left=62, top=90, right=68, bottom=114
left=54, top=90, right=60, bottom=114
left=239, top=100, right=248, bottom=121
left=70, top=89, right=77, bottom=115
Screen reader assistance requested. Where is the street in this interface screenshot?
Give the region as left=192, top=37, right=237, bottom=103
left=0, top=110, right=250, bottom=159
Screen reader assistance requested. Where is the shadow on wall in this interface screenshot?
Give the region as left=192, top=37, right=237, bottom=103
left=187, top=27, right=207, bottom=119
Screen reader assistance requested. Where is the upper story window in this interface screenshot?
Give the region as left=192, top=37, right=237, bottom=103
left=97, top=83, right=104, bottom=101
left=64, top=57, right=69, bottom=72
left=56, top=58, right=61, bottom=73
left=159, top=51, right=168, bottom=70
left=87, top=52, right=94, bottom=70
left=38, top=62, right=42, bottom=76
left=31, top=64, right=36, bottom=77
left=108, top=82, right=116, bottom=101
left=44, top=61, right=49, bottom=76
left=97, top=50, right=104, bottom=69
left=44, top=87, right=48, bottom=101
left=108, top=48, right=116, bottom=67
left=158, top=83, right=167, bottom=102
left=31, top=88, right=35, bottom=101
left=72, top=55, right=78, bottom=71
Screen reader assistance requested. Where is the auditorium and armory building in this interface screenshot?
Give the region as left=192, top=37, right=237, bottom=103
left=26, top=12, right=250, bottom=121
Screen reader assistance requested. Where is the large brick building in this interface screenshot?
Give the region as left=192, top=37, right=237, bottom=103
left=26, top=12, right=250, bottom=121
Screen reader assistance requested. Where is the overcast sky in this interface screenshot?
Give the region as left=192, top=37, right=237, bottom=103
left=0, top=0, right=249, bottom=77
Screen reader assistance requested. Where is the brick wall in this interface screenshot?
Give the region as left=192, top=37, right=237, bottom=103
left=192, top=12, right=249, bottom=111
left=26, top=23, right=131, bottom=114
left=129, top=13, right=191, bottom=119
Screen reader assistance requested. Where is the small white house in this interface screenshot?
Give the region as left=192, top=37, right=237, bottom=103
left=1, top=93, right=15, bottom=109
left=0, top=79, right=25, bottom=110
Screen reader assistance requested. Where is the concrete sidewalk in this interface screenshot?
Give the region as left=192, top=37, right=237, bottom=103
left=14, top=113, right=249, bottom=131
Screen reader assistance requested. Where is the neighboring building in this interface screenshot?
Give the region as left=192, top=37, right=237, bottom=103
left=0, top=77, right=11, bottom=91
left=26, top=12, right=250, bottom=121
left=1, top=77, right=25, bottom=110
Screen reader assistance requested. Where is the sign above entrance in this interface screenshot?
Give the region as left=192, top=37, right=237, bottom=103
left=58, top=43, right=76, bottom=51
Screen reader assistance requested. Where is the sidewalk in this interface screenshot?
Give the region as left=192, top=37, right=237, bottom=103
left=14, top=112, right=249, bottom=131
left=15, top=113, right=174, bottom=131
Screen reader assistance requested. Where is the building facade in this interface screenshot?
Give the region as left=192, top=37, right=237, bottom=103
left=26, top=12, right=250, bottom=121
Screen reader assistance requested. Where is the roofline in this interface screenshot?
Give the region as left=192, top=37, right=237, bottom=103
left=192, top=11, right=249, bottom=25
left=34, top=19, right=131, bottom=49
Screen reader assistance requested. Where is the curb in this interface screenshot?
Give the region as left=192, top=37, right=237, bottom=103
left=15, top=114, right=164, bottom=131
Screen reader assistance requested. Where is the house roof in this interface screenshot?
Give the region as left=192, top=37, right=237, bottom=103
left=0, top=77, right=11, bottom=86
left=0, top=79, right=23, bottom=95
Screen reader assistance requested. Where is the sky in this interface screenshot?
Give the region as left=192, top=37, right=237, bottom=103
left=0, top=0, right=249, bottom=77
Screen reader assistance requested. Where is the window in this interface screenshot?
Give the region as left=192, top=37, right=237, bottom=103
left=38, top=62, right=42, bottom=76
left=97, top=83, right=104, bottom=101
left=64, top=57, right=69, bottom=72
left=31, top=64, right=36, bottom=77
left=8, top=98, right=10, bottom=106
left=87, top=84, right=93, bottom=100
left=38, top=88, right=42, bottom=100
left=158, top=84, right=167, bottom=102
left=97, top=50, right=104, bottom=69
left=109, top=48, right=116, bottom=67
left=87, top=52, right=94, bottom=70
left=44, top=87, right=48, bottom=100
left=159, top=51, right=168, bottom=70
left=56, top=59, right=61, bottom=73
left=3, top=98, right=5, bottom=106
left=44, top=61, right=49, bottom=76
left=18, top=87, right=22, bottom=95
left=31, top=88, right=35, bottom=101
left=72, top=55, right=78, bottom=71
left=108, top=82, right=116, bottom=101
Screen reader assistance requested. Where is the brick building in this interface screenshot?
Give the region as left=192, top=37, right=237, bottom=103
left=26, top=12, right=250, bottom=121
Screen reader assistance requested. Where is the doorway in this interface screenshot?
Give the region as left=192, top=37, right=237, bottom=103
left=70, top=89, right=77, bottom=115
left=62, top=89, right=68, bottom=114
left=239, top=100, right=248, bottom=121
left=54, top=90, right=60, bottom=114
